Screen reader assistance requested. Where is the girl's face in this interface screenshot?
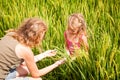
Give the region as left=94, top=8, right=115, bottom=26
left=71, top=18, right=81, bottom=33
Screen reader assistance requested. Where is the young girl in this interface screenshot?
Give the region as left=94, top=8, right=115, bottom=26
left=0, top=17, right=66, bottom=80
left=64, top=13, right=89, bottom=56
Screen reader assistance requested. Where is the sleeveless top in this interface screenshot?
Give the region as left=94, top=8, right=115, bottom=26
left=0, top=32, right=22, bottom=79
left=64, top=31, right=83, bottom=55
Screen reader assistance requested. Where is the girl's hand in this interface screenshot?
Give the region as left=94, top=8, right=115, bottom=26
left=43, top=50, right=57, bottom=57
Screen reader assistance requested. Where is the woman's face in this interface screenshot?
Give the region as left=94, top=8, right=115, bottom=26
left=40, top=30, right=46, bottom=40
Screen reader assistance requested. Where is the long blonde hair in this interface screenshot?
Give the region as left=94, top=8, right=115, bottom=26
left=67, top=13, right=87, bottom=35
left=10, top=18, right=47, bottom=47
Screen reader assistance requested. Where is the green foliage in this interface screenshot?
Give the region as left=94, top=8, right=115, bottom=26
left=0, top=0, right=120, bottom=80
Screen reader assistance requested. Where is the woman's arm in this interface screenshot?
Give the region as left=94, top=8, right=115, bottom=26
left=15, top=44, right=40, bottom=78
left=15, top=44, right=66, bottom=77
left=18, top=49, right=57, bottom=66
left=34, top=50, right=57, bottom=62
left=38, top=58, right=66, bottom=76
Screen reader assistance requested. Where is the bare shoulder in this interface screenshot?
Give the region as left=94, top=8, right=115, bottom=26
left=15, top=44, right=33, bottom=59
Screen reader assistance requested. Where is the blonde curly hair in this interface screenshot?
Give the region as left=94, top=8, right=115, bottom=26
left=10, top=18, right=47, bottom=47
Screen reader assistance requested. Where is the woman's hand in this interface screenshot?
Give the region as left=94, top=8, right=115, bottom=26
left=43, top=49, right=57, bottom=57
left=54, top=58, right=67, bottom=66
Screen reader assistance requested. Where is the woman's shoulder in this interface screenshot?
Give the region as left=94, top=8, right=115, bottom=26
left=15, top=44, right=32, bottom=59
left=6, top=32, right=16, bottom=36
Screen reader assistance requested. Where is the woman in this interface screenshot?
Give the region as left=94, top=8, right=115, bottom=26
left=0, top=17, right=66, bottom=80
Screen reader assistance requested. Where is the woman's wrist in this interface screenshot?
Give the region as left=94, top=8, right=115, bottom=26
left=54, top=63, right=59, bottom=68
left=54, top=58, right=66, bottom=67
left=42, top=52, right=48, bottom=57
left=35, top=53, right=46, bottom=62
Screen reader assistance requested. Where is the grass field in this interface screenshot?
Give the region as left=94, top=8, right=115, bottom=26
left=0, top=0, right=120, bottom=80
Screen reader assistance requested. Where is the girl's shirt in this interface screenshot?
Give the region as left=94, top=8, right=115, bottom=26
left=64, top=31, right=84, bottom=55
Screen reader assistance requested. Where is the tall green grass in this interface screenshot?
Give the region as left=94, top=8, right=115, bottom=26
left=0, top=0, right=120, bottom=80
